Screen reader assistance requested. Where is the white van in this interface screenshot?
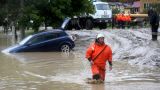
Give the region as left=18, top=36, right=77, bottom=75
left=90, top=1, right=112, bottom=22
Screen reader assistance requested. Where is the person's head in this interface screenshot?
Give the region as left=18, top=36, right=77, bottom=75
left=148, top=8, right=154, bottom=16
left=95, top=33, right=105, bottom=45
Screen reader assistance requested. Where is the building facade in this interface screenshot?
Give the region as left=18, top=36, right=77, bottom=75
left=140, top=0, right=160, bottom=12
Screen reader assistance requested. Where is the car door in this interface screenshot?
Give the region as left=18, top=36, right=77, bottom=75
left=42, top=33, right=60, bottom=51
left=24, top=35, right=46, bottom=52
left=22, top=32, right=62, bottom=52
left=26, top=33, right=61, bottom=51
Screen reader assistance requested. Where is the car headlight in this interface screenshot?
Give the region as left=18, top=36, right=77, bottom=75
left=69, top=34, right=77, bottom=41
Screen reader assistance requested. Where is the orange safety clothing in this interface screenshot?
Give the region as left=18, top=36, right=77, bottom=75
left=121, top=15, right=126, bottom=22
left=116, top=14, right=122, bottom=22
left=123, top=15, right=128, bottom=22
left=119, top=14, right=123, bottom=21
left=116, top=14, right=119, bottom=22
left=86, top=42, right=112, bottom=81
left=127, top=15, right=131, bottom=22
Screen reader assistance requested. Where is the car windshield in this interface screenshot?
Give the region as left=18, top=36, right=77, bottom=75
left=19, top=35, right=33, bottom=45
left=96, top=4, right=110, bottom=10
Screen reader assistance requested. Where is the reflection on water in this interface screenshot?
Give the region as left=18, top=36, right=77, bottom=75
left=0, top=33, right=160, bottom=90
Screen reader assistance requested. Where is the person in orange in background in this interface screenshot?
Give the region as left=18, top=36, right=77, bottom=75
left=86, top=33, right=112, bottom=81
left=121, top=13, right=126, bottom=29
left=116, top=12, right=125, bottom=29
left=125, top=14, right=131, bottom=28
left=116, top=13, right=121, bottom=28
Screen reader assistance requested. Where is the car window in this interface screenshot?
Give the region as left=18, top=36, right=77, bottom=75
left=27, top=33, right=59, bottom=44
left=19, top=35, right=33, bottom=45
left=28, top=36, right=44, bottom=44
left=43, top=33, right=58, bottom=41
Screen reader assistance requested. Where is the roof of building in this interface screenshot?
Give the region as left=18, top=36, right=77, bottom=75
left=132, top=1, right=140, bottom=8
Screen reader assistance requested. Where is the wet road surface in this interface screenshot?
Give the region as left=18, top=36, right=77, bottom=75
left=0, top=29, right=160, bottom=90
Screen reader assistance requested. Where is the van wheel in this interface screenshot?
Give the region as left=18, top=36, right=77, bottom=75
left=86, top=19, right=93, bottom=30
left=60, top=44, right=70, bottom=52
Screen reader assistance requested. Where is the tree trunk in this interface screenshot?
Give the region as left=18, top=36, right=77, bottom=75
left=20, top=27, right=25, bottom=40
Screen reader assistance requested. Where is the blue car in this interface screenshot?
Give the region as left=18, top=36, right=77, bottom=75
left=2, top=29, right=75, bottom=53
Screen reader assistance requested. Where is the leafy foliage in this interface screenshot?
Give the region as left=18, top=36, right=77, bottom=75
left=0, top=0, right=20, bottom=26
left=150, top=3, right=160, bottom=14
left=0, top=0, right=94, bottom=31
left=101, top=0, right=138, bottom=3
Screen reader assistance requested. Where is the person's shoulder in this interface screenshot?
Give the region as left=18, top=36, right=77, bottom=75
left=105, top=44, right=112, bottom=49
left=87, top=42, right=96, bottom=48
left=105, top=44, right=110, bottom=46
left=90, top=42, right=96, bottom=46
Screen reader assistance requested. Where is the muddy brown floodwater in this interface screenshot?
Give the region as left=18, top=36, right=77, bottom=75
left=0, top=32, right=160, bottom=90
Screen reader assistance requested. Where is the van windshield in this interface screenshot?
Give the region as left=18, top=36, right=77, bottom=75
left=96, top=4, right=110, bottom=10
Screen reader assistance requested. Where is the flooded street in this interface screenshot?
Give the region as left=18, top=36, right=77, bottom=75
left=1, top=29, right=160, bottom=90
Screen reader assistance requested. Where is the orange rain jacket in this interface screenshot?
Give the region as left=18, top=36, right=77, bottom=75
left=126, top=15, right=131, bottom=22
left=116, top=14, right=122, bottom=22
left=86, top=42, right=112, bottom=80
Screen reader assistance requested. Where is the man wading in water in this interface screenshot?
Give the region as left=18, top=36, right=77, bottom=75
left=85, top=33, right=112, bottom=83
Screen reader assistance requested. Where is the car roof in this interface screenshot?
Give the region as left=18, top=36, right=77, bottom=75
left=35, top=29, right=65, bottom=36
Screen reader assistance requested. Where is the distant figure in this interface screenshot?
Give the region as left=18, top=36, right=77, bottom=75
left=116, top=13, right=123, bottom=29
left=112, top=15, right=116, bottom=29
left=148, top=9, right=159, bottom=41
left=116, top=12, right=126, bottom=29
left=125, top=14, right=131, bottom=28
left=85, top=33, right=112, bottom=82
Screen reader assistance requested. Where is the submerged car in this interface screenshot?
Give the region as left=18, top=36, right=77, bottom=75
left=2, top=29, right=75, bottom=53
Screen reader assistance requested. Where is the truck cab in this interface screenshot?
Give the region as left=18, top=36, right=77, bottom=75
left=91, top=1, right=112, bottom=22
left=62, top=0, right=112, bottom=30
left=89, top=1, right=112, bottom=29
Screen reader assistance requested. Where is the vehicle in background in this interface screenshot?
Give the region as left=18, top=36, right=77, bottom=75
left=2, top=29, right=75, bottom=53
left=62, top=0, right=112, bottom=30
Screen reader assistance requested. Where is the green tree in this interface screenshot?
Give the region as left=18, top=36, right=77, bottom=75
left=101, top=0, right=137, bottom=3
left=0, top=0, right=21, bottom=33
left=151, top=3, right=160, bottom=14
left=21, top=0, right=94, bottom=31
left=0, top=0, right=94, bottom=36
